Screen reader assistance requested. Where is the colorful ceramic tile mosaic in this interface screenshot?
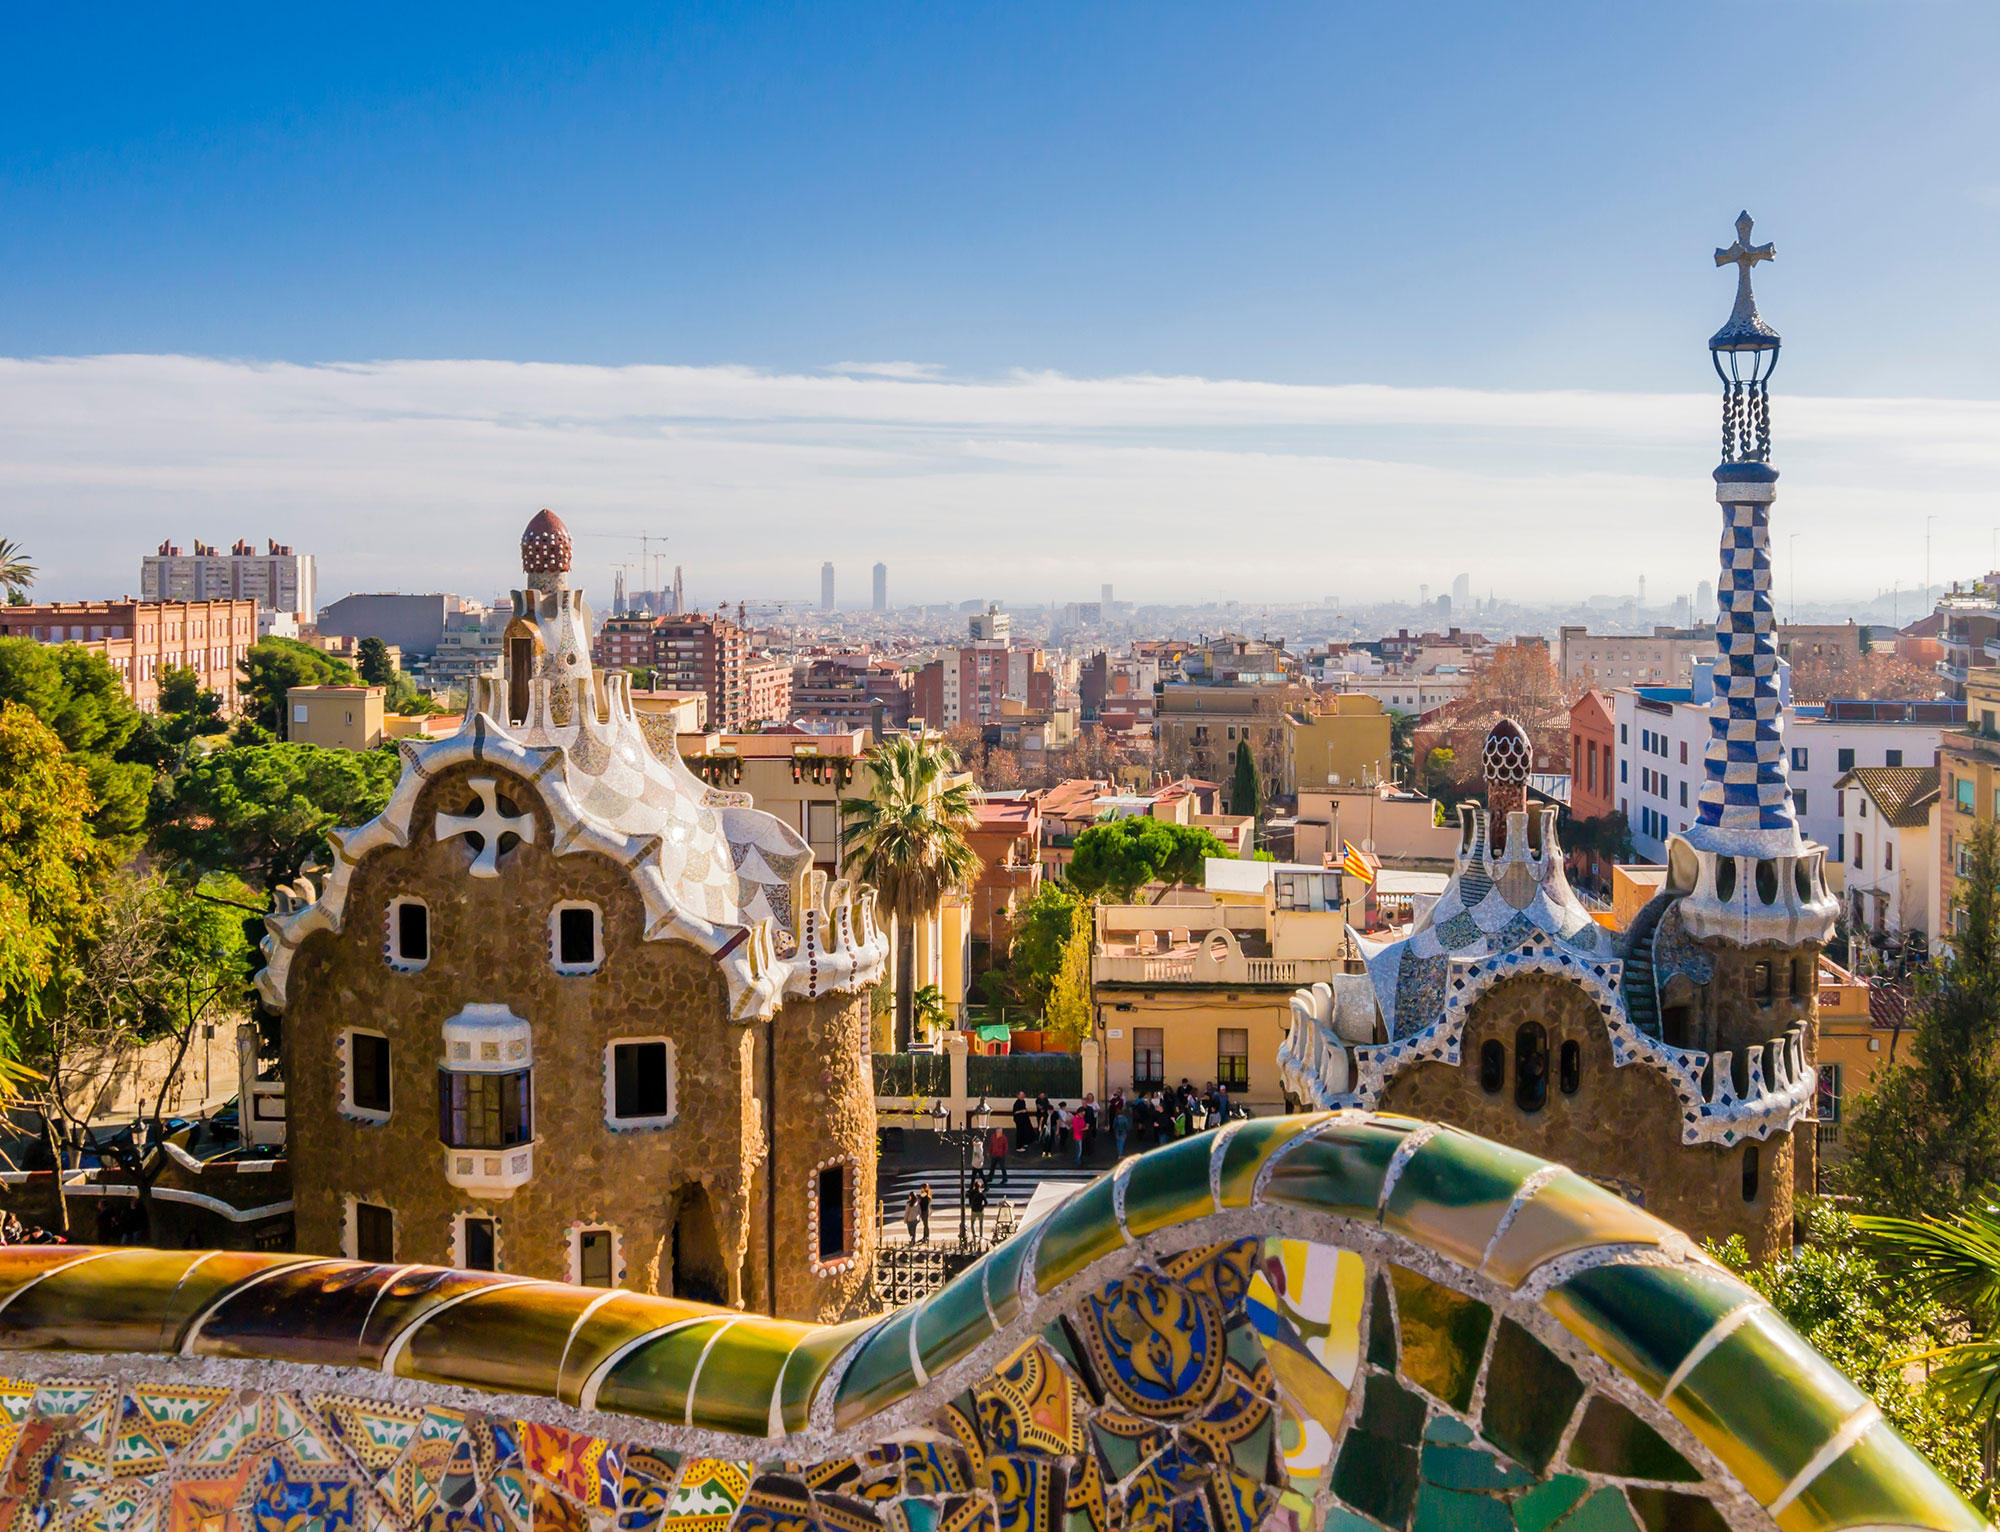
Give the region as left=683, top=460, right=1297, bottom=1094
left=0, top=1115, right=1983, bottom=1530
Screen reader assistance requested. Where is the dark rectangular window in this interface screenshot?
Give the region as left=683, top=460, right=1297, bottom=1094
left=355, top=1202, right=393, bottom=1263
left=1886, top=749, right=1903, bottom=768
left=1217, top=1028, right=1250, bottom=1091
left=559, top=907, right=597, bottom=966
left=816, top=1165, right=847, bottom=1261
left=1837, top=748, right=1855, bottom=772
left=396, top=901, right=428, bottom=962
left=351, top=1034, right=391, bottom=1113
left=579, top=1230, right=613, bottom=1287
left=1133, top=1028, right=1164, bottom=1089
left=613, top=1042, right=670, bottom=1119
left=463, top=1217, right=496, bottom=1271
left=438, top=1069, right=533, bottom=1148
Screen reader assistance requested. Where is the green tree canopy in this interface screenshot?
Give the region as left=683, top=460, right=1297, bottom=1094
left=1842, top=820, right=2000, bottom=1217
left=1067, top=817, right=1228, bottom=904
left=0, top=703, right=95, bottom=1074
left=1007, top=881, right=1083, bottom=1016
left=1045, top=901, right=1094, bottom=1048
left=149, top=742, right=400, bottom=889
left=237, top=636, right=356, bottom=737
left=0, top=638, right=148, bottom=856
left=356, top=636, right=394, bottom=686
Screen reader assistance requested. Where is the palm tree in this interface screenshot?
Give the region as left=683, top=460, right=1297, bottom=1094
left=1856, top=1198, right=2000, bottom=1482
left=840, top=735, right=981, bottom=1051
left=0, top=540, right=35, bottom=604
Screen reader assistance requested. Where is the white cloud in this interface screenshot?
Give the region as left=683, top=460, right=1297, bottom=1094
left=3, top=354, right=1993, bottom=608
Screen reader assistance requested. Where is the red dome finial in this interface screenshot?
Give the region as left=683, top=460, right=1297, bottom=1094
left=521, top=508, right=572, bottom=575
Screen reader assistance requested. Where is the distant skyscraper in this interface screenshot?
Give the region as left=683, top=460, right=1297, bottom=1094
left=1697, top=579, right=1713, bottom=614
left=671, top=565, right=684, bottom=615
left=873, top=562, right=888, bottom=613
left=1452, top=573, right=1470, bottom=605
left=821, top=562, right=835, bottom=612
left=1101, top=583, right=1114, bottom=606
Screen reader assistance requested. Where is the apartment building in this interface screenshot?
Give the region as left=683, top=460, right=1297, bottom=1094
left=319, top=592, right=479, bottom=662
left=743, top=657, right=793, bottom=726
left=1833, top=766, right=1939, bottom=947
left=1936, top=586, right=2000, bottom=700
left=0, top=598, right=256, bottom=714
left=911, top=638, right=1053, bottom=729
left=1939, top=667, right=2000, bottom=947
left=1567, top=690, right=1618, bottom=887
left=792, top=656, right=913, bottom=734
left=142, top=537, right=316, bottom=623
left=1333, top=670, right=1471, bottom=716
left=1156, top=679, right=1297, bottom=790
left=1613, top=669, right=1958, bottom=876
left=656, top=612, right=751, bottom=731
left=1557, top=624, right=1714, bottom=687
left=1283, top=693, right=1394, bottom=794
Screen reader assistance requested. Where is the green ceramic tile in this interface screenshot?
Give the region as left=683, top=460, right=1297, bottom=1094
left=583, top=1316, right=731, bottom=1427
left=393, top=1282, right=600, bottom=1396
left=981, top=1227, right=1033, bottom=1327
left=1089, top=1419, right=1147, bottom=1482
left=1419, top=1438, right=1532, bottom=1492
left=1331, top=1371, right=1426, bottom=1528
left=1326, top=1511, right=1392, bottom=1531
left=1390, top=1264, right=1491, bottom=1412
left=1480, top=1173, right=1665, bottom=1290
left=914, top=1262, right=995, bottom=1379
left=1564, top=1396, right=1697, bottom=1482
left=776, top=1316, right=879, bottom=1433
left=1382, top=1130, right=1545, bottom=1270
left=1511, top=1475, right=1587, bottom=1532
left=1261, top=1118, right=1414, bottom=1219
left=832, top=1304, right=923, bottom=1430
left=1666, top=1306, right=1866, bottom=1508
left=1119, top=1130, right=1220, bottom=1236
left=1367, top=1272, right=1399, bottom=1370
left=1770, top=1417, right=1988, bottom=1532
left=1478, top=1320, right=1585, bottom=1476
left=1412, top=1483, right=1512, bottom=1531
left=1540, top=1263, right=1758, bottom=1399
left=1622, top=1488, right=1728, bottom=1532
left=1547, top=1488, right=1639, bottom=1531
left=1031, top=1176, right=1123, bottom=1294
left=1216, top=1114, right=1326, bottom=1208
left=12, top=1249, right=327, bottom=1357
left=1424, top=1416, right=1474, bottom=1445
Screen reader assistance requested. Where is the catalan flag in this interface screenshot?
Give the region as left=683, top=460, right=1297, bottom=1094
left=1341, top=840, right=1375, bottom=885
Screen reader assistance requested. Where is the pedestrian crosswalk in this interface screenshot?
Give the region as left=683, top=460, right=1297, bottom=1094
left=875, top=1159, right=1105, bottom=1246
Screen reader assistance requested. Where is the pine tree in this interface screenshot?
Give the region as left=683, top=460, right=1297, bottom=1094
left=1231, top=739, right=1261, bottom=843
left=1842, top=820, right=2000, bottom=1216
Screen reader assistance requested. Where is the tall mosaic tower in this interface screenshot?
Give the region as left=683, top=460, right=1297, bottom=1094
left=1674, top=213, right=1835, bottom=946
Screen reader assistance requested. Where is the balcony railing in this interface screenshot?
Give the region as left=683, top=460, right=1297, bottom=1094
left=1094, top=953, right=1345, bottom=986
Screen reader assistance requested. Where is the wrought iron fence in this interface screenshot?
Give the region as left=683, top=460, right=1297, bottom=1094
left=870, top=1204, right=1021, bottom=1305
left=967, top=1053, right=1083, bottom=1099
left=871, top=1053, right=951, bottom=1099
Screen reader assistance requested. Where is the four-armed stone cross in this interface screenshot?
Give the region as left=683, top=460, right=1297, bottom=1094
left=436, top=776, right=537, bottom=878
left=1714, top=210, right=1775, bottom=308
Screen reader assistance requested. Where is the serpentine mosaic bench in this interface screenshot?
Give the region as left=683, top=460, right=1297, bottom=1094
left=0, top=1114, right=1980, bottom=1531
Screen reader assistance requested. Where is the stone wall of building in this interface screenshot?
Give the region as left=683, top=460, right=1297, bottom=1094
left=283, top=758, right=874, bottom=1322
left=1376, top=972, right=1794, bottom=1260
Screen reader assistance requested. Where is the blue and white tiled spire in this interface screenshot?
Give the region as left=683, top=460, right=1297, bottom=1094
left=1685, top=213, right=1804, bottom=861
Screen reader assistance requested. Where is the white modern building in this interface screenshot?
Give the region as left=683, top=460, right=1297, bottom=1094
left=1832, top=766, right=1940, bottom=946
left=1333, top=670, right=1471, bottom=715
left=1612, top=663, right=1960, bottom=881
left=142, top=538, right=317, bottom=622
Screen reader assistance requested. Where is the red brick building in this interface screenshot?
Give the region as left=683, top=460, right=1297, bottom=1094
left=743, top=658, right=793, bottom=727
left=655, top=613, right=750, bottom=731
left=1567, top=689, right=1618, bottom=890
left=0, top=599, right=257, bottom=715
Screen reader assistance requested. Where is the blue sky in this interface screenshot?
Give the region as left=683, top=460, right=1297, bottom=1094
left=5, top=4, right=1999, bottom=604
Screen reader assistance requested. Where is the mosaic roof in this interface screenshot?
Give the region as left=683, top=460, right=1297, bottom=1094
left=0, top=1115, right=1979, bottom=1530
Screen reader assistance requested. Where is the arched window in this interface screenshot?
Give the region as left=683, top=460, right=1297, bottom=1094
left=1742, top=1144, right=1760, bottom=1203
left=1558, top=1040, right=1581, bottom=1096
left=1479, top=1040, right=1506, bottom=1094
left=1514, top=1023, right=1549, bottom=1112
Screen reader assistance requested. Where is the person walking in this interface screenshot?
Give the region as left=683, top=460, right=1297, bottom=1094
left=1034, top=1091, right=1051, bottom=1147
left=1046, top=1101, right=1067, bottom=1156
left=1112, top=1096, right=1131, bottom=1159
left=1215, top=1080, right=1231, bottom=1125
left=1013, top=1093, right=1034, bottom=1153
left=903, top=1190, right=921, bottom=1245
left=917, top=1182, right=933, bottom=1244
left=968, top=1174, right=987, bottom=1240
left=1081, top=1093, right=1099, bottom=1156
left=988, top=1126, right=1010, bottom=1188
left=1071, top=1101, right=1088, bottom=1165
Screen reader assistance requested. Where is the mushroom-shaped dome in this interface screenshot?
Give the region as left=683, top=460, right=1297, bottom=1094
left=1482, top=717, right=1532, bottom=784
left=521, top=509, right=572, bottom=575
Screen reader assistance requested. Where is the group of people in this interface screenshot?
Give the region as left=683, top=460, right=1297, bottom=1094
left=1008, top=1079, right=1236, bottom=1161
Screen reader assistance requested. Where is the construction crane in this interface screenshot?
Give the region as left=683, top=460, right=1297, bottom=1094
left=574, top=532, right=673, bottom=600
